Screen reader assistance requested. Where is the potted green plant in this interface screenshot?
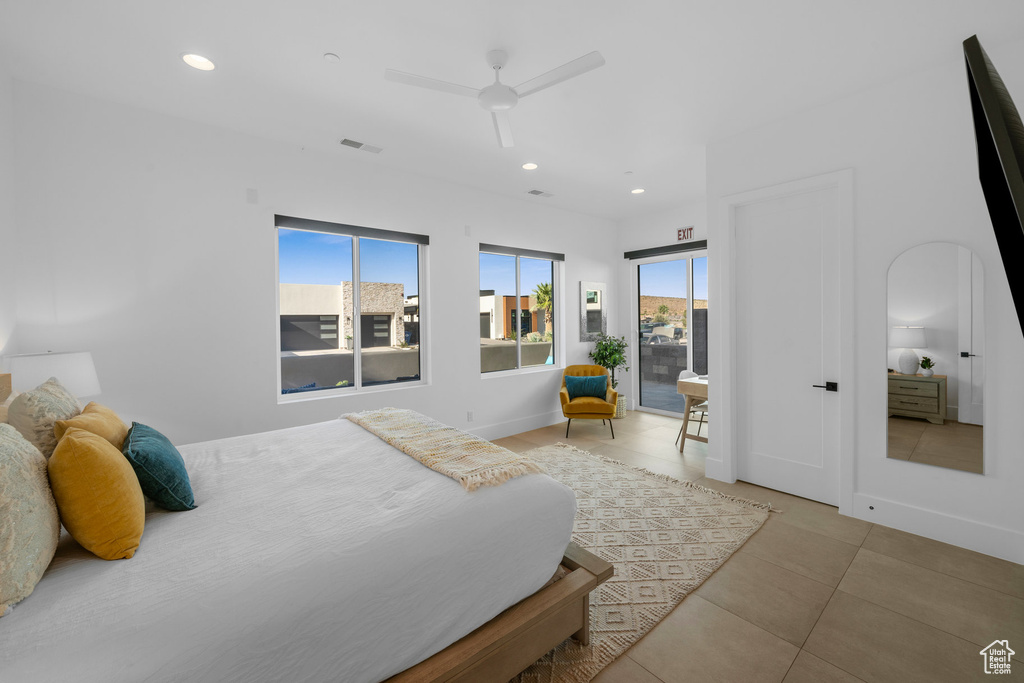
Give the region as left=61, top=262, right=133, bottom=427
left=589, top=333, right=629, bottom=418
left=919, top=356, right=935, bottom=377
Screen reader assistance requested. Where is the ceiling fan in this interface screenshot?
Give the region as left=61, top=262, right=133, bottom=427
left=385, top=50, right=605, bottom=148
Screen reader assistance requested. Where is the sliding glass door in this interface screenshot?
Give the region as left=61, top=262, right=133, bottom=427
left=634, top=252, right=708, bottom=414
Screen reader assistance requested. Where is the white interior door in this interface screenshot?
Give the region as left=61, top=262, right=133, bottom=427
left=957, top=248, right=985, bottom=425
left=734, top=187, right=841, bottom=505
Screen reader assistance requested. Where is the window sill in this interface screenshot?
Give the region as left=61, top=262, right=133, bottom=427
left=276, top=379, right=428, bottom=405
left=481, top=365, right=563, bottom=380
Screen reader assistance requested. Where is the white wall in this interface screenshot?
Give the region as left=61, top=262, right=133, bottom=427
left=0, top=58, right=16, bottom=356
left=706, top=37, right=1024, bottom=561
left=11, top=80, right=619, bottom=445
left=614, top=201, right=707, bottom=406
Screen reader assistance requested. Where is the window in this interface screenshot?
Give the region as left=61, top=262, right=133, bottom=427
left=276, top=215, right=427, bottom=397
left=479, top=243, right=563, bottom=373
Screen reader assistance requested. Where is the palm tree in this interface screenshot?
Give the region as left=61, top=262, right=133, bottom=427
left=532, top=282, right=554, bottom=328
left=657, top=304, right=670, bottom=315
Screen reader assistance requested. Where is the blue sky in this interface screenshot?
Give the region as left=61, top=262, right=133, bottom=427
left=279, top=228, right=705, bottom=302
left=278, top=229, right=418, bottom=295
left=639, top=257, right=708, bottom=299
left=478, top=253, right=553, bottom=295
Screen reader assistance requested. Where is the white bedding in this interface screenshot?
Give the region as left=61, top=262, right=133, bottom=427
left=0, top=417, right=576, bottom=683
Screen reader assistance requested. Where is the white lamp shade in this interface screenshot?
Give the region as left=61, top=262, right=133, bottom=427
left=890, top=326, right=927, bottom=349
left=5, top=351, right=101, bottom=397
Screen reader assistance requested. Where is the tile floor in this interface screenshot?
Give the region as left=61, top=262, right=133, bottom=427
left=493, top=411, right=1024, bottom=683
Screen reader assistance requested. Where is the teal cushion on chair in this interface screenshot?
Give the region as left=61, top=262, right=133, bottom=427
left=565, top=375, right=608, bottom=401
left=122, top=423, right=196, bottom=511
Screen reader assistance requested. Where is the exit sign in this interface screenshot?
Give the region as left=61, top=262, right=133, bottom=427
left=677, top=226, right=694, bottom=241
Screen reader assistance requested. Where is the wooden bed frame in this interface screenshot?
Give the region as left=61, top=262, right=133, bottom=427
left=387, top=542, right=613, bottom=683
left=0, top=373, right=11, bottom=403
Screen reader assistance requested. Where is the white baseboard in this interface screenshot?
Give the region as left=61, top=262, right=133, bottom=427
left=703, top=458, right=733, bottom=483
left=469, top=410, right=563, bottom=441
left=851, top=492, right=1024, bottom=564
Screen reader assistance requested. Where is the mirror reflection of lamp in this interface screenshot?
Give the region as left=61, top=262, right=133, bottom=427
left=890, top=326, right=927, bottom=375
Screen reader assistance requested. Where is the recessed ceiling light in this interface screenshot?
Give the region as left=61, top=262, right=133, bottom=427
left=323, top=53, right=341, bottom=63
left=522, top=162, right=538, bottom=170
left=631, top=188, right=646, bottom=194
left=182, top=54, right=215, bottom=71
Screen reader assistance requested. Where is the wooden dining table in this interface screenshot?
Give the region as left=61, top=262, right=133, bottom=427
left=676, top=376, right=708, bottom=451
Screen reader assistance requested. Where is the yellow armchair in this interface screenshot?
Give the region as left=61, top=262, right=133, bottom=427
left=560, top=365, right=618, bottom=438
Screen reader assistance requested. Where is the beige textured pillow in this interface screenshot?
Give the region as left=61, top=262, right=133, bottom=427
left=7, top=378, right=81, bottom=458
left=0, top=424, right=60, bottom=615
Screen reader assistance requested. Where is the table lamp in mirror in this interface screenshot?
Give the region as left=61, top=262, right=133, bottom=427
left=890, top=326, right=927, bottom=375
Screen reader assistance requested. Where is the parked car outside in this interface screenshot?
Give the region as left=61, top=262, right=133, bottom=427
left=643, top=334, right=675, bottom=345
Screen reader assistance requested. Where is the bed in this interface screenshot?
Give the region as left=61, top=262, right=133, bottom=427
left=0, top=408, right=612, bottom=682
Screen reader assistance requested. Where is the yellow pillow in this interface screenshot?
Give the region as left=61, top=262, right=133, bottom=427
left=54, top=402, right=129, bottom=450
left=48, top=427, right=145, bottom=560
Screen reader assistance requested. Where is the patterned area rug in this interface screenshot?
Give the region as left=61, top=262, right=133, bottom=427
left=511, top=443, right=770, bottom=683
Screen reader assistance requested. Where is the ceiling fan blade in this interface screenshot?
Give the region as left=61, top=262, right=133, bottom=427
left=492, top=111, right=515, bottom=148
left=384, top=69, right=479, bottom=98
left=514, top=51, right=605, bottom=98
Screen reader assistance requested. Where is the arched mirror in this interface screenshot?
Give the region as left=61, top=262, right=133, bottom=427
left=887, top=242, right=984, bottom=473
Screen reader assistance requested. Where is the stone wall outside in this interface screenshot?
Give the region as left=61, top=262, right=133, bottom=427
left=341, top=281, right=406, bottom=345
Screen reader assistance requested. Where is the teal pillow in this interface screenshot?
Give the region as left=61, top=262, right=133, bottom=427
left=122, top=423, right=196, bottom=511
left=565, top=375, right=608, bottom=401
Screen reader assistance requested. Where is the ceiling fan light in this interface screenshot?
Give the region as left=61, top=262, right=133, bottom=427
left=478, top=84, right=519, bottom=111
left=522, top=162, right=538, bottom=170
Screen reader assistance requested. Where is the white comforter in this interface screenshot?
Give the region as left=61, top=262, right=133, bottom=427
left=0, top=418, right=576, bottom=683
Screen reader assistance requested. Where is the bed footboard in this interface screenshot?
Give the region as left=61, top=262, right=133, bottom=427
left=386, top=541, right=613, bottom=683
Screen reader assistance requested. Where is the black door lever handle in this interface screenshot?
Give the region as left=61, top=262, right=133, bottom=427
left=812, top=382, right=839, bottom=392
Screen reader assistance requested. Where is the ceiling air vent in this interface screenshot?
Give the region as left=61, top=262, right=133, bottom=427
left=526, top=189, right=554, bottom=198
left=339, top=138, right=384, bottom=154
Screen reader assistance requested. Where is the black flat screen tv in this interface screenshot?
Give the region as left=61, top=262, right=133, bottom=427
left=963, top=35, right=1024, bottom=335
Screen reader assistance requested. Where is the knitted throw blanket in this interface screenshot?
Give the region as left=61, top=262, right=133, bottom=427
left=346, top=408, right=545, bottom=491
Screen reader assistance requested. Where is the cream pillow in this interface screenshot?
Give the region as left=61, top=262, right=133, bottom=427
left=7, top=378, right=80, bottom=458
left=0, top=424, right=60, bottom=615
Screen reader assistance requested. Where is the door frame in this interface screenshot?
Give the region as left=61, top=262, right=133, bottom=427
left=629, top=248, right=708, bottom=417
left=956, top=247, right=985, bottom=426
left=708, top=169, right=855, bottom=514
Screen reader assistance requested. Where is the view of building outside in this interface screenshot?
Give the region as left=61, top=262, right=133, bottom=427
left=479, top=251, right=555, bottom=372
left=278, top=228, right=420, bottom=394
left=359, top=238, right=420, bottom=386
left=479, top=253, right=517, bottom=372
